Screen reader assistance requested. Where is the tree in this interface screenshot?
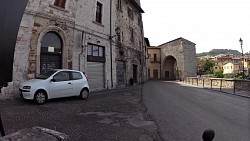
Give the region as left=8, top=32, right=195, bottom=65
left=213, top=70, right=224, bottom=78
left=197, top=58, right=214, bottom=75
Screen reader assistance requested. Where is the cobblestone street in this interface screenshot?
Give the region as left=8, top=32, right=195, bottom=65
left=0, top=85, right=162, bottom=141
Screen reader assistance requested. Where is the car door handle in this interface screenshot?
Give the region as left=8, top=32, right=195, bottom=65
left=68, top=82, right=72, bottom=84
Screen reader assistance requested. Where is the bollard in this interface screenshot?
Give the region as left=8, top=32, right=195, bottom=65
left=0, top=115, right=5, bottom=136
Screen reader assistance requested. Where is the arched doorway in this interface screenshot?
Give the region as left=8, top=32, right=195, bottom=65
left=40, top=32, right=62, bottom=75
left=163, top=56, right=177, bottom=80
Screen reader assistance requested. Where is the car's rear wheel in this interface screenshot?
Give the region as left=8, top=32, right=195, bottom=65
left=80, top=89, right=89, bottom=100
left=34, top=90, right=47, bottom=104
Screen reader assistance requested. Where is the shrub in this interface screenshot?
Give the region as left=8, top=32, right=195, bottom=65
left=213, top=70, right=224, bottom=78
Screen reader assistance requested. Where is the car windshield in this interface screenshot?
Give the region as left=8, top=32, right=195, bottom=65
left=36, top=70, right=57, bottom=79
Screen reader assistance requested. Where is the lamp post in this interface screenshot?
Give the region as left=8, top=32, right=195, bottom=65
left=239, top=38, right=244, bottom=79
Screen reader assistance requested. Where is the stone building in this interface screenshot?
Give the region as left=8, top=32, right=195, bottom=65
left=147, top=47, right=161, bottom=79
left=114, top=0, right=145, bottom=86
left=147, top=37, right=197, bottom=80
left=1, top=0, right=146, bottom=99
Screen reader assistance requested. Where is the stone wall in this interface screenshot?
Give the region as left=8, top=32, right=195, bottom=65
left=115, top=0, right=145, bottom=85
left=183, top=39, right=197, bottom=77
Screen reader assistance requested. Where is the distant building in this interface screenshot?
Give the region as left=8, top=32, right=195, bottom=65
left=223, top=62, right=240, bottom=74
left=147, top=37, right=197, bottom=80
left=147, top=47, right=161, bottom=79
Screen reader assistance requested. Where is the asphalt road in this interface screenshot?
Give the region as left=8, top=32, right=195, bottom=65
left=143, top=80, right=250, bottom=141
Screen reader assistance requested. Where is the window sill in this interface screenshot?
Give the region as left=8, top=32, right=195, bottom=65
left=92, top=21, right=104, bottom=27
left=49, top=5, right=69, bottom=13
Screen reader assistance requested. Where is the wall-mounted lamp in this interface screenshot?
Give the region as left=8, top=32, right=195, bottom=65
left=109, top=27, right=121, bottom=40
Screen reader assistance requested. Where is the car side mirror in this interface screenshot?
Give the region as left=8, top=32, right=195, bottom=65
left=51, top=79, right=55, bottom=82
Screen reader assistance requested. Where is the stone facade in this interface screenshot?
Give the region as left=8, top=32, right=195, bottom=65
left=0, top=0, right=146, bottom=99
left=114, top=0, right=145, bottom=86
left=147, top=37, right=197, bottom=80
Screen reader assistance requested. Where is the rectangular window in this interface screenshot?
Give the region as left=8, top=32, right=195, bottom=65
left=154, top=54, right=157, bottom=62
left=87, top=43, right=105, bottom=62
left=54, top=0, right=66, bottom=8
left=127, top=7, right=134, bottom=20
left=117, top=0, right=122, bottom=10
left=96, top=2, right=103, bottom=24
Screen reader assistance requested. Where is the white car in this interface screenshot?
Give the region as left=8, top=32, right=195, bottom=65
left=19, top=69, right=89, bottom=104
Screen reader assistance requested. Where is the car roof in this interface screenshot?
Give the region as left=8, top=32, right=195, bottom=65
left=53, top=69, right=82, bottom=72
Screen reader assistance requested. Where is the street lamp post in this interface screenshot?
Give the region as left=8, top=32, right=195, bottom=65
left=239, top=38, right=244, bottom=79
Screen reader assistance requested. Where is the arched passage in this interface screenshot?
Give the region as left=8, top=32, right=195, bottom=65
left=40, top=32, right=63, bottom=74
left=162, top=56, right=177, bottom=80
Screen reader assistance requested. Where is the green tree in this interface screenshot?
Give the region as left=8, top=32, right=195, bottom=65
left=197, top=58, right=214, bottom=75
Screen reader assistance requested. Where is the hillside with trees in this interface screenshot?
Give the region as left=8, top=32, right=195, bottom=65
left=197, top=49, right=241, bottom=57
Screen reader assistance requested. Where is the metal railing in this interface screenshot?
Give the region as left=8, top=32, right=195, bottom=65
left=183, top=77, right=250, bottom=97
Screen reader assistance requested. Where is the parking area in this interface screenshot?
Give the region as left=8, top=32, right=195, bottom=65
left=0, top=85, right=161, bottom=141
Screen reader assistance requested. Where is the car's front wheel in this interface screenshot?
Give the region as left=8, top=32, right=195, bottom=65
left=34, top=90, right=47, bottom=104
left=80, top=89, right=89, bottom=100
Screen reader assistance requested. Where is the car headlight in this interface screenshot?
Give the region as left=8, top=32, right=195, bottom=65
left=23, top=86, right=31, bottom=89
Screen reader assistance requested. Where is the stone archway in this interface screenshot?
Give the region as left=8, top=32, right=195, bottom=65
left=35, top=26, right=68, bottom=76
left=163, top=56, right=177, bottom=80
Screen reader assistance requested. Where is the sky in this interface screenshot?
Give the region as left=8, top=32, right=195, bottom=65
left=141, top=0, right=250, bottom=53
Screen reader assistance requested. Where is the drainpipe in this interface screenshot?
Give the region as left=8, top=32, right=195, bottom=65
left=160, top=50, right=162, bottom=79
left=79, top=30, right=86, bottom=71
left=109, top=0, right=113, bottom=88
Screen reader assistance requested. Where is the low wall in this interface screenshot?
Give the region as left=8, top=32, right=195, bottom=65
left=184, top=77, right=250, bottom=91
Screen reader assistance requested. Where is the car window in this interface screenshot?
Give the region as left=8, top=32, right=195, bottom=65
left=53, top=71, right=70, bottom=82
left=36, top=70, right=57, bottom=79
left=72, top=72, right=83, bottom=80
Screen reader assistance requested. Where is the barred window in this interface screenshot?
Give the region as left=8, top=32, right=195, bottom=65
left=54, top=0, right=66, bottom=8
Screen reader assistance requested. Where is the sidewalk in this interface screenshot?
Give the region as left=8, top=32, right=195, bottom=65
left=0, top=85, right=162, bottom=141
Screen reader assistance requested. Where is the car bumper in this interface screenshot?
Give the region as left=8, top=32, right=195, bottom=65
left=19, top=88, right=34, bottom=100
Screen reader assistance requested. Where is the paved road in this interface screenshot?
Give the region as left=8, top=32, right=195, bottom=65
left=143, top=80, right=250, bottom=141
